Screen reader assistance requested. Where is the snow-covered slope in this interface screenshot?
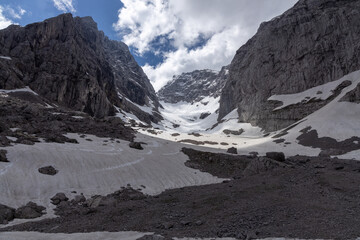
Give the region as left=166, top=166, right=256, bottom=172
left=153, top=66, right=263, bottom=137
left=137, top=70, right=360, bottom=160
left=0, top=133, right=224, bottom=217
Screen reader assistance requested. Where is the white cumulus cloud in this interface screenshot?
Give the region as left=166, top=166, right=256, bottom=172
left=52, top=0, right=76, bottom=13
left=114, top=0, right=297, bottom=91
left=0, top=6, right=13, bottom=29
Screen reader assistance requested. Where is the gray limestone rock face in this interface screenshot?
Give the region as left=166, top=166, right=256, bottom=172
left=0, top=14, right=160, bottom=123
left=158, top=66, right=229, bottom=104
left=219, top=0, right=360, bottom=131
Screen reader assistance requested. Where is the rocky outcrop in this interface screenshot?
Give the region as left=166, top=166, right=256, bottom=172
left=0, top=14, right=160, bottom=123
left=0, top=204, right=15, bottom=224
left=340, top=83, right=360, bottom=103
left=219, top=0, right=360, bottom=131
left=158, top=66, right=229, bottom=103
left=14, top=202, right=46, bottom=219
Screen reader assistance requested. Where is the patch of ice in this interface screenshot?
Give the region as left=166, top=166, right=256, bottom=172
left=0, top=86, right=38, bottom=96
left=6, top=136, right=17, bottom=142
left=0, top=56, right=11, bottom=60
left=72, top=116, right=84, bottom=119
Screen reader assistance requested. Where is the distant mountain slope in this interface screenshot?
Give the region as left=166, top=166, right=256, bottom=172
left=219, top=0, right=360, bottom=132
left=0, top=14, right=161, bottom=124
left=157, top=67, right=229, bottom=132
left=158, top=66, right=228, bottom=104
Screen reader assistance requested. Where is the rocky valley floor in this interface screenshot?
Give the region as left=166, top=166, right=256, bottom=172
left=2, top=148, right=360, bottom=239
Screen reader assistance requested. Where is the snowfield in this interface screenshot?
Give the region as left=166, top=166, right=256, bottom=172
left=0, top=133, right=225, bottom=222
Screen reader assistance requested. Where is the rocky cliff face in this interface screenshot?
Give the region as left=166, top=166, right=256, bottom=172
left=0, top=14, right=160, bottom=123
left=219, top=0, right=360, bottom=131
left=158, top=66, right=229, bottom=104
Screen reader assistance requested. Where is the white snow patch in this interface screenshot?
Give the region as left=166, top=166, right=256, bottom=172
left=72, top=116, right=84, bottom=119
left=268, top=77, right=352, bottom=111
left=160, top=97, right=220, bottom=133
left=0, top=133, right=224, bottom=213
left=6, top=136, right=17, bottom=142
left=0, top=86, right=38, bottom=96
left=0, top=232, right=151, bottom=240
left=0, top=56, right=11, bottom=60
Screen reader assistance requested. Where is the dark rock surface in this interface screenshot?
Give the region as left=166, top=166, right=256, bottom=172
left=296, top=127, right=360, bottom=154
left=0, top=90, right=134, bottom=144
left=0, top=13, right=160, bottom=124
left=38, top=166, right=58, bottom=176
left=158, top=67, right=228, bottom=104
left=14, top=202, right=46, bottom=219
left=129, top=142, right=144, bottom=150
left=226, top=147, right=237, bottom=154
left=0, top=204, right=15, bottom=224
left=340, top=82, right=360, bottom=103
left=0, top=149, right=8, bottom=162
left=219, top=0, right=360, bottom=131
left=265, top=152, right=286, bottom=162
left=51, top=193, right=69, bottom=205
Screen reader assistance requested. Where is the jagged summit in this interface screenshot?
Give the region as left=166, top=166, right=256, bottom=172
left=158, top=66, right=228, bottom=104
left=0, top=13, right=161, bottom=123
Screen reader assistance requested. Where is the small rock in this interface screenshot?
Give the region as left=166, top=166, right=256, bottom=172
left=180, top=220, right=191, bottom=226
left=0, top=150, right=9, bottom=162
left=249, top=151, right=258, bottom=157
left=162, top=222, right=174, bottom=229
left=195, top=220, right=203, bottom=226
left=51, top=193, right=69, bottom=205
left=38, top=166, right=58, bottom=175
left=129, top=142, right=143, bottom=150
left=265, top=152, right=285, bottom=162
left=226, top=147, right=237, bottom=154
left=335, top=166, right=344, bottom=170
left=85, top=196, right=103, bottom=208
left=319, top=148, right=346, bottom=157
left=73, top=194, right=86, bottom=203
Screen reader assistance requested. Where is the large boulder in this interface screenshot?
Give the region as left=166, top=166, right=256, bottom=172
left=0, top=149, right=8, bottom=162
left=129, top=142, right=143, bottom=150
left=15, top=202, right=46, bottom=219
left=38, top=166, right=58, bottom=175
left=51, top=193, right=69, bottom=205
left=0, top=204, right=15, bottom=224
left=266, top=152, right=286, bottom=162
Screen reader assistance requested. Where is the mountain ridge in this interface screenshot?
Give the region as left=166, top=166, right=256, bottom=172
left=0, top=13, right=161, bottom=124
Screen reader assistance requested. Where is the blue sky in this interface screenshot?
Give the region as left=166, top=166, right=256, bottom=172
left=0, top=0, right=297, bottom=91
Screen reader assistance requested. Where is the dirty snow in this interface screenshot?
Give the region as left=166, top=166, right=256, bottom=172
left=0, top=133, right=224, bottom=214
